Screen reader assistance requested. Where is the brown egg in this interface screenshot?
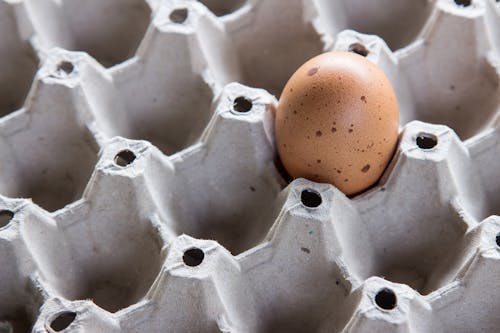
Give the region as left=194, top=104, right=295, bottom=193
left=275, top=51, right=399, bottom=196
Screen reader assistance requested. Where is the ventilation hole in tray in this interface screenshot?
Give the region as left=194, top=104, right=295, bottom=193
left=348, top=43, right=369, bottom=57
left=49, top=312, right=77, bottom=332
left=170, top=8, right=188, bottom=23
left=375, top=288, right=397, bottom=310
left=454, top=0, right=472, bottom=6
left=300, top=189, right=322, bottom=208
left=114, top=150, right=136, bottom=167
left=233, top=96, right=253, bottom=113
left=0, top=210, right=14, bottom=228
left=57, top=61, right=74, bottom=75
left=416, top=133, right=438, bottom=150
left=496, top=232, right=500, bottom=248
left=183, top=248, right=205, bottom=267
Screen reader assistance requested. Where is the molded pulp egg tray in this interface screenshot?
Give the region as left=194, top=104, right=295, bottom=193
left=0, top=0, right=499, bottom=332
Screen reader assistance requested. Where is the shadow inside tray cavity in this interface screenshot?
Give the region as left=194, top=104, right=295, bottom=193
left=409, top=63, right=499, bottom=140
left=232, top=0, right=324, bottom=97
left=343, top=0, right=432, bottom=50
left=168, top=166, right=283, bottom=254
left=62, top=0, right=151, bottom=67
left=0, top=2, right=38, bottom=118
left=397, top=13, right=500, bottom=140
left=0, top=95, right=98, bottom=212
left=112, top=65, right=215, bottom=155
left=488, top=197, right=500, bottom=218
left=69, top=221, right=163, bottom=313
left=197, top=0, right=246, bottom=16
left=483, top=172, right=500, bottom=218
left=315, top=0, right=433, bottom=50
left=363, top=205, right=467, bottom=295
left=27, top=0, right=151, bottom=67
left=0, top=309, right=32, bottom=333
left=172, top=187, right=281, bottom=255
left=122, top=83, right=214, bottom=155
left=23, top=209, right=164, bottom=313
left=0, top=236, right=37, bottom=333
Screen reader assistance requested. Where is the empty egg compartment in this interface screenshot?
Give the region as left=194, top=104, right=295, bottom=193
left=161, top=83, right=286, bottom=254
left=396, top=0, right=500, bottom=140
left=220, top=0, right=326, bottom=97
left=313, top=0, right=434, bottom=50
left=0, top=71, right=99, bottom=212
left=20, top=150, right=167, bottom=313
left=105, top=3, right=217, bottom=155
left=0, top=1, right=39, bottom=118
left=23, top=0, right=152, bottom=67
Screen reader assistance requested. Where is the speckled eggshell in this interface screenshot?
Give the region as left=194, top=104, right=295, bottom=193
left=275, top=51, right=399, bottom=196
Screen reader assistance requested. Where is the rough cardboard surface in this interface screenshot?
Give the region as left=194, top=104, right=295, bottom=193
left=0, top=0, right=498, bottom=332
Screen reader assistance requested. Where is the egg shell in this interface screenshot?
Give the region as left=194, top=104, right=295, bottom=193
left=275, top=51, right=399, bottom=196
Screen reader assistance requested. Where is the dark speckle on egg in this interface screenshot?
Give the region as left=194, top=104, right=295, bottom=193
left=308, top=67, right=319, bottom=76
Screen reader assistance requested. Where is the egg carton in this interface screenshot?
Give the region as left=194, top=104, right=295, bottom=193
left=0, top=0, right=499, bottom=332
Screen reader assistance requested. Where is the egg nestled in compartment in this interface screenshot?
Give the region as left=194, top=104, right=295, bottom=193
left=275, top=51, right=399, bottom=196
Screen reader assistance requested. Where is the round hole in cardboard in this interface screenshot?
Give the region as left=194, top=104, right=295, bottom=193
left=348, top=43, right=369, bottom=57
left=114, top=150, right=136, bottom=167
left=416, top=133, right=438, bottom=150
left=0, top=210, right=14, bottom=228
left=50, top=311, right=77, bottom=332
left=233, top=96, right=253, bottom=113
left=301, top=189, right=322, bottom=208
left=183, top=248, right=205, bottom=267
left=454, top=0, right=472, bottom=6
left=375, top=288, right=397, bottom=310
left=57, top=61, right=74, bottom=75
left=170, top=8, right=188, bottom=23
